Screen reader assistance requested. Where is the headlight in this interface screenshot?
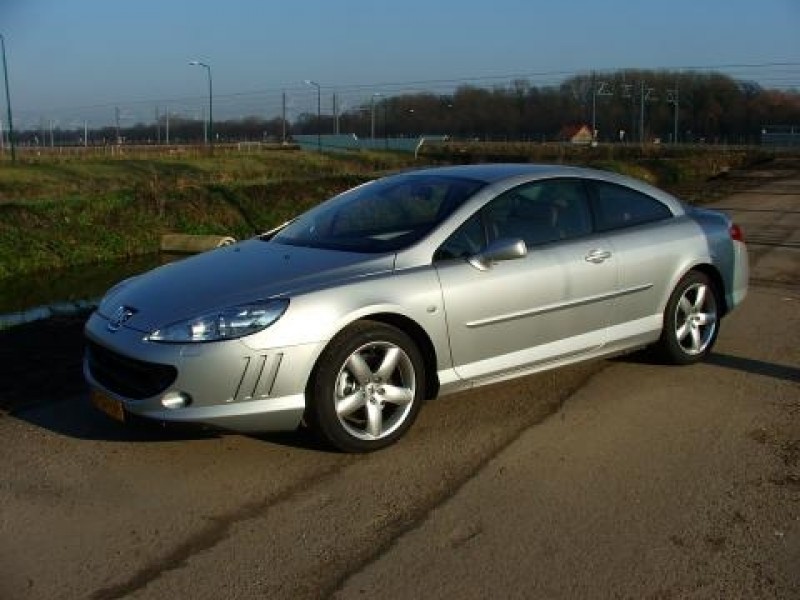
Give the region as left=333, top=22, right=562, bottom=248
left=147, top=299, right=289, bottom=343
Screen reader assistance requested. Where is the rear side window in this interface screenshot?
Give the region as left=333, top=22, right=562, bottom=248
left=591, top=181, right=673, bottom=231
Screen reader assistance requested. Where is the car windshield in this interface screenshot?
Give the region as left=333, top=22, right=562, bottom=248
left=272, top=174, right=486, bottom=253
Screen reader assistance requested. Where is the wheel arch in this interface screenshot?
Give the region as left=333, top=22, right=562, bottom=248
left=686, top=263, right=729, bottom=316
left=307, top=312, right=440, bottom=402
left=356, top=312, right=440, bottom=400
left=660, top=260, right=729, bottom=319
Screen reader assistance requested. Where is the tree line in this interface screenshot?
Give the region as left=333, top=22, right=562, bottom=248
left=11, top=69, right=800, bottom=146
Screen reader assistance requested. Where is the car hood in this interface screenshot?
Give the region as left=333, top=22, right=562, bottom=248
left=98, top=240, right=395, bottom=332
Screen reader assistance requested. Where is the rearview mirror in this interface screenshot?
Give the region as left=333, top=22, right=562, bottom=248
left=468, top=238, right=527, bottom=271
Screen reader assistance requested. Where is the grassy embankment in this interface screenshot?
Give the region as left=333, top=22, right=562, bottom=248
left=0, top=144, right=771, bottom=282
left=0, top=149, right=417, bottom=280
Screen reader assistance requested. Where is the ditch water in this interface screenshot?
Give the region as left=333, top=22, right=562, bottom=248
left=0, top=254, right=175, bottom=328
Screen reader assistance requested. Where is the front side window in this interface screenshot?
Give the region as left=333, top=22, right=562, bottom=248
left=591, top=181, right=673, bottom=231
left=273, top=174, right=485, bottom=253
left=434, top=178, right=593, bottom=260
left=434, top=213, right=485, bottom=260
left=486, top=179, right=593, bottom=247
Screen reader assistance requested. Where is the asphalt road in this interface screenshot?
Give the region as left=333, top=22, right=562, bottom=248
left=1, top=162, right=798, bottom=600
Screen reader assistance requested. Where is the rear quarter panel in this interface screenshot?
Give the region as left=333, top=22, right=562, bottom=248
left=689, top=207, right=749, bottom=313
left=607, top=215, right=714, bottom=335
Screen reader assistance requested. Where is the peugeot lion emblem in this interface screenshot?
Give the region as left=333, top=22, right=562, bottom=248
left=108, top=306, right=136, bottom=332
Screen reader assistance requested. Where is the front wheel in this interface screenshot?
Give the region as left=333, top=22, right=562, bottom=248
left=655, top=271, right=720, bottom=365
left=305, top=321, right=425, bottom=453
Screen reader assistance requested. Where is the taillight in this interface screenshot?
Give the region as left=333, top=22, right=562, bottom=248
left=730, top=223, right=745, bottom=243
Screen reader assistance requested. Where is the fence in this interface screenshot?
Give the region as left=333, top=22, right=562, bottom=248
left=761, top=126, right=800, bottom=147
left=293, top=134, right=448, bottom=155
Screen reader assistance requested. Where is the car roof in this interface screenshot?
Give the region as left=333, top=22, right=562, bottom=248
left=401, top=163, right=584, bottom=184
left=399, top=162, right=685, bottom=212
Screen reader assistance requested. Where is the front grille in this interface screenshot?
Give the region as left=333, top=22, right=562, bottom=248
left=87, top=340, right=177, bottom=400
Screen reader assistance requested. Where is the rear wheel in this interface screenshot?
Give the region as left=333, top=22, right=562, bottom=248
left=306, top=321, right=425, bottom=452
left=656, top=270, right=719, bottom=365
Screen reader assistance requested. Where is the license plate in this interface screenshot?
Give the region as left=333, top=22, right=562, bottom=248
left=91, top=390, right=125, bottom=422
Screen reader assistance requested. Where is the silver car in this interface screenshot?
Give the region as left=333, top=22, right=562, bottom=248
left=85, top=164, right=748, bottom=452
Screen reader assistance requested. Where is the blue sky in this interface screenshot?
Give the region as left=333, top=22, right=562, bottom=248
left=1, top=0, right=798, bottom=127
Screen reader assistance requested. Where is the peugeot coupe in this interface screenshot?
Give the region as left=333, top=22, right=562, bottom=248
left=85, top=164, right=748, bottom=451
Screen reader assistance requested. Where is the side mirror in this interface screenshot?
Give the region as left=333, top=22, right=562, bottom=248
left=468, top=238, right=527, bottom=271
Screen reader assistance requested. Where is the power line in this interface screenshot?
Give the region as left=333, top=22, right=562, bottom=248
left=13, top=61, right=800, bottom=129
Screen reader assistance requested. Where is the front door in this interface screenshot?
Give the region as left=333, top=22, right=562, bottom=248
left=434, top=178, right=618, bottom=380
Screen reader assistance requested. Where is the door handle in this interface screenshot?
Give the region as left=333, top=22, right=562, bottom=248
left=585, top=249, right=612, bottom=264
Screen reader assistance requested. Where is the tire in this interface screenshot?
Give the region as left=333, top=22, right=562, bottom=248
left=305, top=320, right=426, bottom=453
left=656, top=270, right=720, bottom=365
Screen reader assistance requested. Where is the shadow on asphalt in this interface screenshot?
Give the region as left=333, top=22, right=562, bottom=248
left=9, top=394, right=220, bottom=443
left=8, top=393, right=338, bottom=452
left=706, top=352, right=800, bottom=384
left=616, top=350, right=800, bottom=384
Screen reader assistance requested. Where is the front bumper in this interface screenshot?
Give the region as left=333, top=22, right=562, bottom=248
left=84, top=311, right=325, bottom=432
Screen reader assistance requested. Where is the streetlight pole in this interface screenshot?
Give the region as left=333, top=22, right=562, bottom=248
left=0, top=33, right=16, bottom=162
left=189, top=60, right=213, bottom=152
left=305, top=79, right=321, bottom=152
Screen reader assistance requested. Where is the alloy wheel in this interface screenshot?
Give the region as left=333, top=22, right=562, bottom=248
left=673, top=282, right=718, bottom=356
left=333, top=341, right=416, bottom=441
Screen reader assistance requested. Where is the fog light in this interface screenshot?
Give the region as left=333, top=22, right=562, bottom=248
left=161, top=393, right=192, bottom=410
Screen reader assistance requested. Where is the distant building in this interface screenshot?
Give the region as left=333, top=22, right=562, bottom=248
left=559, top=124, right=594, bottom=145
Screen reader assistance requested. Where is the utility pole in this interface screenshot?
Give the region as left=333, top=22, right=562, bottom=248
left=371, top=97, right=376, bottom=140
left=115, top=106, right=121, bottom=144
left=281, top=91, right=287, bottom=143
left=590, top=74, right=613, bottom=143
left=591, top=72, right=596, bottom=139
left=165, top=111, right=170, bottom=145
left=639, top=81, right=645, bottom=144
left=370, top=93, right=383, bottom=140
left=332, top=92, right=338, bottom=135
left=155, top=106, right=161, bottom=144
left=384, top=101, right=389, bottom=151
left=84, top=120, right=88, bottom=147
left=667, top=84, right=680, bottom=144
left=621, top=81, right=635, bottom=143
left=639, top=81, right=656, bottom=144
left=304, top=80, right=321, bottom=152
